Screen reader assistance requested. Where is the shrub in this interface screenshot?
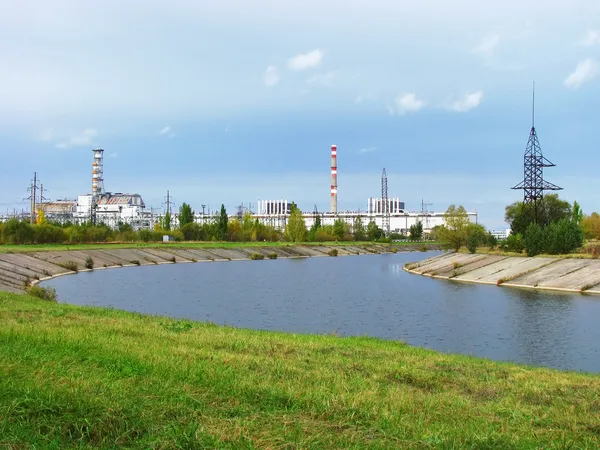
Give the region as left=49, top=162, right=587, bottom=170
left=57, top=261, right=78, bottom=272
left=582, top=244, right=600, bottom=259
left=504, top=234, right=524, bottom=253
left=420, top=245, right=428, bottom=252
left=466, top=234, right=478, bottom=254
left=84, top=256, right=94, bottom=270
left=267, top=252, right=278, bottom=259
left=328, top=248, right=338, bottom=257
left=391, top=247, right=398, bottom=253
left=250, top=253, right=265, bottom=260
left=130, top=260, right=141, bottom=266
left=168, top=256, right=176, bottom=263
left=26, top=285, right=57, bottom=302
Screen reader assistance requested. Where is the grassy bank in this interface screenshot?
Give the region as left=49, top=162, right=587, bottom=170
left=1, top=293, right=599, bottom=448
left=0, top=240, right=437, bottom=254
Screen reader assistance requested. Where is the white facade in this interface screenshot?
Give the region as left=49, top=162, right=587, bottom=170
left=73, top=193, right=150, bottom=229
left=256, top=199, right=293, bottom=215
left=490, top=229, right=511, bottom=240
left=367, top=197, right=405, bottom=214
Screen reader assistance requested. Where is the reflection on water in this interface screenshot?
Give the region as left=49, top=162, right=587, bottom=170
left=43, top=251, right=600, bottom=373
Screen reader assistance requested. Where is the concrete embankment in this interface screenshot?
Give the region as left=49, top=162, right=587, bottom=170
left=404, top=252, right=600, bottom=295
left=0, top=243, right=438, bottom=293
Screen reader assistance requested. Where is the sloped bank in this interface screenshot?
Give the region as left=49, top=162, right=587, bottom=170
left=404, top=252, right=600, bottom=295
left=0, top=243, right=440, bottom=293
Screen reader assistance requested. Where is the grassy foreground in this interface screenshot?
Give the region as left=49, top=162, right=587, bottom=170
left=0, top=240, right=434, bottom=254
left=2, top=294, right=599, bottom=449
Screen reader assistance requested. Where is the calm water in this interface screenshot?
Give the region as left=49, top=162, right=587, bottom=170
left=43, top=251, right=600, bottom=373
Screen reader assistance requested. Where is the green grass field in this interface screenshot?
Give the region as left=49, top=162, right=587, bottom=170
left=0, top=240, right=435, bottom=254
left=1, top=292, right=599, bottom=449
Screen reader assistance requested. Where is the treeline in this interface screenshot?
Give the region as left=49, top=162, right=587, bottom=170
left=0, top=203, right=427, bottom=245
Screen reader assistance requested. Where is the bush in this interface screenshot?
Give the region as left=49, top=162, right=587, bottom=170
left=84, top=256, right=94, bottom=270
left=26, top=285, right=57, bottom=302
left=391, top=247, right=398, bottom=253
left=2, top=219, right=34, bottom=244
left=57, top=261, right=78, bottom=272
left=582, top=244, right=600, bottom=258
left=466, top=234, right=478, bottom=254
left=504, top=234, right=524, bottom=253
left=420, top=245, right=428, bottom=252
left=130, top=260, right=141, bottom=266
left=267, top=252, right=278, bottom=259
left=327, top=248, right=338, bottom=257
left=168, top=256, right=176, bottom=263
left=250, top=253, right=265, bottom=260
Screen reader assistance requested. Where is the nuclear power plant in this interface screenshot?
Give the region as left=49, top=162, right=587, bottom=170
left=3, top=143, right=478, bottom=234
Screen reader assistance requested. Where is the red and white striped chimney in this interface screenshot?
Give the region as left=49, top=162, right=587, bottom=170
left=330, top=144, right=337, bottom=213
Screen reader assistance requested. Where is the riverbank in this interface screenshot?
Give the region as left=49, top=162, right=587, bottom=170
left=404, top=252, right=600, bottom=295
left=2, top=291, right=599, bottom=448
left=0, top=242, right=439, bottom=293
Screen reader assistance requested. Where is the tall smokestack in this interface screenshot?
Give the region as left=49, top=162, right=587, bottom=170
left=330, top=144, right=337, bottom=213
left=92, top=148, right=105, bottom=200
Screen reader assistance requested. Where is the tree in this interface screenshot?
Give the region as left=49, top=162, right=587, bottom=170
left=163, top=212, right=172, bottom=231
left=572, top=201, right=584, bottom=226
left=285, top=203, right=307, bottom=242
left=367, top=220, right=383, bottom=241
left=523, top=222, right=545, bottom=257
left=36, top=209, right=47, bottom=225
left=178, top=203, right=194, bottom=228
left=582, top=213, right=600, bottom=239
left=409, top=221, right=423, bottom=241
left=505, top=194, right=572, bottom=235
left=438, top=204, right=470, bottom=251
left=217, top=204, right=228, bottom=240
left=465, top=223, right=487, bottom=253
left=353, top=216, right=366, bottom=241
left=333, top=219, right=345, bottom=240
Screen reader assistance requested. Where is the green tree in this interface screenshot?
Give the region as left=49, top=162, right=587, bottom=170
left=217, top=204, right=228, bottom=240
left=409, top=221, right=423, bottom=241
left=333, top=219, right=345, bottom=240
left=163, top=212, right=172, bottom=231
left=465, top=223, right=487, bottom=253
left=285, top=204, right=307, bottom=242
left=353, top=216, right=366, bottom=241
left=438, top=204, right=470, bottom=251
left=505, top=194, right=572, bottom=235
left=523, top=222, right=545, bottom=257
left=367, top=220, right=383, bottom=241
left=178, top=203, right=194, bottom=228
left=571, top=201, right=584, bottom=226
left=582, top=212, right=600, bottom=239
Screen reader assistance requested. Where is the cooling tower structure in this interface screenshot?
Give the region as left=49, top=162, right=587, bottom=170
left=330, top=144, right=337, bottom=214
left=92, top=148, right=105, bottom=200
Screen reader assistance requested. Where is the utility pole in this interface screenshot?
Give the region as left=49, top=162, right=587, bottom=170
left=25, top=172, right=40, bottom=224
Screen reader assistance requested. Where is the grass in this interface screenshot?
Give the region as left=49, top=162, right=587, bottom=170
left=1, top=292, right=599, bottom=448
left=0, top=241, right=440, bottom=254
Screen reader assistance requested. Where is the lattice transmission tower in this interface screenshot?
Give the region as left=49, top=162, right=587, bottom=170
left=381, top=168, right=390, bottom=235
left=511, top=83, right=562, bottom=225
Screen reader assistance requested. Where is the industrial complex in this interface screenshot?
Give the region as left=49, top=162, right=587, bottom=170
left=2, top=144, right=479, bottom=236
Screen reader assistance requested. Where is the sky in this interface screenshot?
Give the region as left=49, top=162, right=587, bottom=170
left=1, top=0, right=599, bottom=228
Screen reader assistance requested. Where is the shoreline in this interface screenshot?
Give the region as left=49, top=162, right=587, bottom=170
left=0, top=243, right=440, bottom=293
left=404, top=252, right=600, bottom=296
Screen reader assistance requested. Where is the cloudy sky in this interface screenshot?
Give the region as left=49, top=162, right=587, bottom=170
left=1, top=0, right=599, bottom=228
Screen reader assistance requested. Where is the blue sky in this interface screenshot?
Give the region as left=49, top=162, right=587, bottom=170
left=1, top=0, right=599, bottom=228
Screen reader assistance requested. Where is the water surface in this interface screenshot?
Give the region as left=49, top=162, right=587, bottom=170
left=43, top=251, right=600, bottom=373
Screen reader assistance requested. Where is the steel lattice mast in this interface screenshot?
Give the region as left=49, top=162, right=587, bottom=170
left=381, top=168, right=390, bottom=235
left=511, top=84, right=562, bottom=225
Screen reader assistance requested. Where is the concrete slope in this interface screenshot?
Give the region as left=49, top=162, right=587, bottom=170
left=405, top=253, right=600, bottom=295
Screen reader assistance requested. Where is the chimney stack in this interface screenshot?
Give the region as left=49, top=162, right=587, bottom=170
left=330, top=144, right=337, bottom=213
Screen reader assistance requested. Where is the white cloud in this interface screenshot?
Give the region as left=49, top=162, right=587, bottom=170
left=448, top=91, right=483, bottom=112
left=393, top=93, right=426, bottom=115
left=359, top=147, right=376, bottom=153
left=263, top=65, right=280, bottom=87
left=55, top=128, right=98, bottom=149
left=564, top=58, right=599, bottom=89
left=472, top=34, right=500, bottom=56
left=306, top=71, right=336, bottom=87
left=582, top=30, right=600, bottom=46
left=38, top=128, right=55, bottom=142
left=159, top=125, right=171, bottom=135
left=288, top=49, right=323, bottom=71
